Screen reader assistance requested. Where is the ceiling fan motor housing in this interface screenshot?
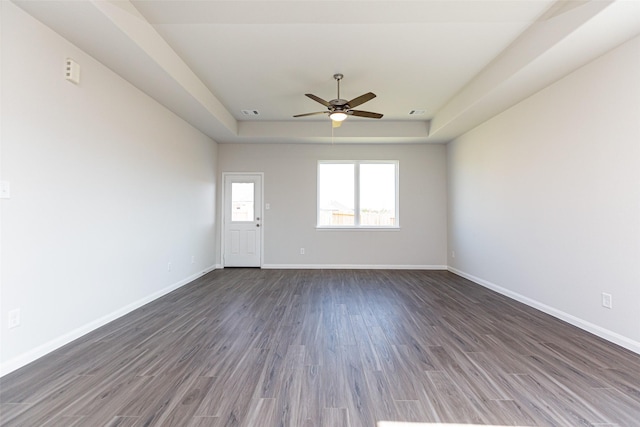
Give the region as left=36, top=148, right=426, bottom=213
left=330, top=99, right=349, bottom=108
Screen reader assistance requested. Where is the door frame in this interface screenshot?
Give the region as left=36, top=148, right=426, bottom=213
left=221, top=172, right=264, bottom=268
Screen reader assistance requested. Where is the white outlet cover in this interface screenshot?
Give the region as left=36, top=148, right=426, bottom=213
left=65, top=58, right=80, bottom=84
left=8, top=309, right=21, bottom=329
left=0, top=181, right=10, bottom=199
left=602, top=293, right=613, bottom=309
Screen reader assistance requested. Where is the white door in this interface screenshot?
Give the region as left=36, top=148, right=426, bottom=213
left=223, top=174, right=262, bottom=267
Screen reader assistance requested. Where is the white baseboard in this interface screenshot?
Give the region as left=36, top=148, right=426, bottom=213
left=262, top=264, right=448, bottom=270
left=448, top=267, right=640, bottom=355
left=0, top=265, right=217, bottom=377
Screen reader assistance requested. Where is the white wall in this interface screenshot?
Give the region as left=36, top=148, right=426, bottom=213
left=447, top=36, right=640, bottom=352
left=218, top=143, right=447, bottom=268
left=0, top=3, right=218, bottom=375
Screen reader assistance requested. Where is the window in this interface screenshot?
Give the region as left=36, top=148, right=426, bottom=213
left=231, top=182, right=254, bottom=222
left=318, top=161, right=398, bottom=228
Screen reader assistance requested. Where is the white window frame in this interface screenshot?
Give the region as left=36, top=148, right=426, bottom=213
left=317, top=160, right=400, bottom=229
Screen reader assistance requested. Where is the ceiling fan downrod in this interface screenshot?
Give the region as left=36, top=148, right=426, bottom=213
left=334, top=73, right=343, bottom=100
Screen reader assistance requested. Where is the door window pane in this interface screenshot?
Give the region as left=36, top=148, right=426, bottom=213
left=231, top=183, right=254, bottom=222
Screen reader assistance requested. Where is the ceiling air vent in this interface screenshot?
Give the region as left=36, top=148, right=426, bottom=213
left=409, top=109, right=425, bottom=115
left=241, top=110, right=260, bottom=116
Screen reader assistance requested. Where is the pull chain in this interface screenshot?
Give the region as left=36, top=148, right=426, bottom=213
left=331, top=120, right=334, bottom=145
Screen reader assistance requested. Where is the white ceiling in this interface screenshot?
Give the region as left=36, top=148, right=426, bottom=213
left=12, top=0, right=640, bottom=144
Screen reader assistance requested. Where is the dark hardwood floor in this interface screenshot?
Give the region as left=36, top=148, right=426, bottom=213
left=1, top=269, right=639, bottom=426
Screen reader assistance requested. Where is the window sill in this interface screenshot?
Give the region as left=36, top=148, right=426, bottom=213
left=315, top=226, right=401, bottom=231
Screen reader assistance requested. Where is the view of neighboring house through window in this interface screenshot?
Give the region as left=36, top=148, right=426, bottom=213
left=318, top=161, right=398, bottom=228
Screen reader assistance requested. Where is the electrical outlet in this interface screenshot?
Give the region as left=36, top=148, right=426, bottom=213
left=0, top=181, right=10, bottom=199
left=300, top=248, right=305, bottom=255
left=601, top=292, right=612, bottom=309
left=167, top=262, right=172, bottom=272
left=451, top=251, right=456, bottom=259
left=8, top=309, right=21, bottom=329
left=65, top=58, right=80, bottom=84
left=191, top=256, right=195, bottom=264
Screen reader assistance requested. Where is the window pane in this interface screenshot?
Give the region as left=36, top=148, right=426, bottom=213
left=318, top=163, right=354, bottom=226
left=231, top=182, right=254, bottom=222
left=360, top=163, right=396, bottom=226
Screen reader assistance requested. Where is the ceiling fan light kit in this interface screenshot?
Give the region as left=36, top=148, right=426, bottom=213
left=330, top=112, right=348, bottom=122
left=294, top=74, right=383, bottom=124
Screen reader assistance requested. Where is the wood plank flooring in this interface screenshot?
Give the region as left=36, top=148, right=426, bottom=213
left=1, top=269, right=639, bottom=426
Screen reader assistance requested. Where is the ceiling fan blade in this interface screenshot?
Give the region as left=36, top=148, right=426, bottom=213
left=349, top=110, right=383, bottom=119
left=293, top=111, right=327, bottom=118
left=347, top=92, right=376, bottom=108
left=305, top=93, right=331, bottom=107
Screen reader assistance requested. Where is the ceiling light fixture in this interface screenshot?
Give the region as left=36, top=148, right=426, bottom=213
left=294, top=74, right=383, bottom=123
left=330, top=111, right=348, bottom=122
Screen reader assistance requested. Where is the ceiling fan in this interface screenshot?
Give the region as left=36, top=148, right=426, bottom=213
left=293, top=74, right=383, bottom=127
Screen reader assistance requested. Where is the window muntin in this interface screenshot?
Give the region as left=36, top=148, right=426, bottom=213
left=318, top=161, right=398, bottom=228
